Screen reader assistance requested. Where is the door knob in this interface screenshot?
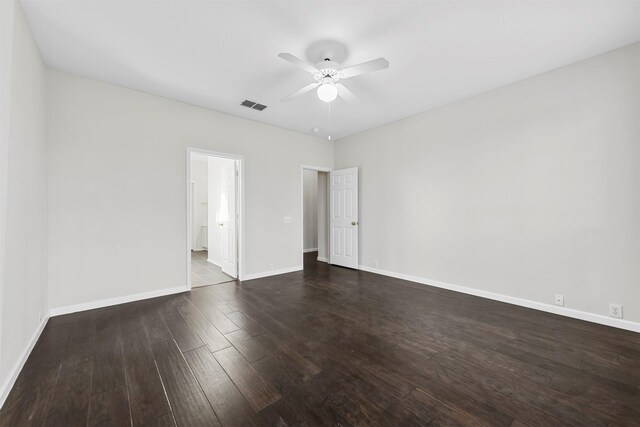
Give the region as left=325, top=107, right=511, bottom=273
left=351, top=221, right=358, bottom=226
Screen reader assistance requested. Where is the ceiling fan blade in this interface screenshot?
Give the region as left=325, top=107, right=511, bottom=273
left=336, top=84, right=358, bottom=104
left=281, top=82, right=320, bottom=102
left=278, top=53, right=319, bottom=75
left=340, top=57, right=389, bottom=79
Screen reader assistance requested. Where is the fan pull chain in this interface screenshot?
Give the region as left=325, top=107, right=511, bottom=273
left=327, top=102, right=332, bottom=141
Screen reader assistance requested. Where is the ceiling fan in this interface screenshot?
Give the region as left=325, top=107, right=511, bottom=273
left=278, top=52, right=389, bottom=103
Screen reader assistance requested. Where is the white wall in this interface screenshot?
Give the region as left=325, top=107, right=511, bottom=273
left=0, top=0, right=15, bottom=388
left=190, top=154, right=208, bottom=251
left=335, top=43, right=640, bottom=325
left=207, top=156, right=235, bottom=266
left=317, top=171, right=329, bottom=261
left=0, top=0, right=48, bottom=400
left=303, top=169, right=318, bottom=251
left=46, top=70, right=333, bottom=310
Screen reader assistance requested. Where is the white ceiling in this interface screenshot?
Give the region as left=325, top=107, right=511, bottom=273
left=21, top=1, right=640, bottom=140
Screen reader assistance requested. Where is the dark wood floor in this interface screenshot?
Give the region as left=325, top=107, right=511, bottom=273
left=1, top=252, right=639, bottom=426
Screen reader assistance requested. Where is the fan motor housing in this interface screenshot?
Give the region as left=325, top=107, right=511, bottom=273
left=314, top=60, right=342, bottom=83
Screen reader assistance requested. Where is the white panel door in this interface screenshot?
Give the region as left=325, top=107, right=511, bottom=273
left=220, top=161, right=237, bottom=278
left=330, top=167, right=358, bottom=269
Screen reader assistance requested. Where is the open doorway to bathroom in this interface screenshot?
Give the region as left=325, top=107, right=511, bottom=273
left=188, top=150, right=242, bottom=288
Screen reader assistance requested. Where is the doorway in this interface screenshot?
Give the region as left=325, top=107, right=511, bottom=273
left=301, top=166, right=330, bottom=269
left=302, top=166, right=360, bottom=270
left=187, top=149, right=243, bottom=288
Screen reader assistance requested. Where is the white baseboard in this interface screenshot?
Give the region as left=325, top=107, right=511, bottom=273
left=206, top=258, right=222, bottom=267
left=358, top=265, right=640, bottom=333
left=49, top=285, right=188, bottom=317
left=317, top=257, right=329, bottom=263
left=242, top=266, right=303, bottom=281
left=303, top=248, right=318, bottom=253
left=0, top=314, right=49, bottom=408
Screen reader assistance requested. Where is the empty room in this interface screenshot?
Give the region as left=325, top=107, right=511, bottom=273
left=0, top=0, right=638, bottom=426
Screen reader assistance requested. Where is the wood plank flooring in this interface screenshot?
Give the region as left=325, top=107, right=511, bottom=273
left=1, top=252, right=639, bottom=426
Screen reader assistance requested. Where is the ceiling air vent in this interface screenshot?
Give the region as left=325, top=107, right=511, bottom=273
left=241, top=100, right=268, bottom=111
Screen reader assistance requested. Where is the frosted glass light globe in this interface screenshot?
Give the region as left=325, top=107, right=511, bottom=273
left=317, top=83, right=338, bottom=102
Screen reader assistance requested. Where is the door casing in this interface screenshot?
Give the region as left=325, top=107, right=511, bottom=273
left=300, top=165, right=332, bottom=269
left=186, top=148, right=244, bottom=289
left=300, top=165, right=359, bottom=270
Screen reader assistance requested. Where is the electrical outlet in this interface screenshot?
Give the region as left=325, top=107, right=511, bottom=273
left=283, top=216, right=292, bottom=224
left=269, top=263, right=274, bottom=271
left=554, top=294, right=564, bottom=306
left=609, top=303, right=623, bottom=319
left=374, top=260, right=379, bottom=268
left=38, top=309, right=43, bottom=322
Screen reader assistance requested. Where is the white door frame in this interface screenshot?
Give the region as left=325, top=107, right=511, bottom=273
left=300, top=165, right=331, bottom=268
left=186, top=148, right=245, bottom=289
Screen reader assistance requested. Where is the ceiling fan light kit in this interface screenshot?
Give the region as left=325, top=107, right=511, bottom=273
left=317, top=83, right=338, bottom=102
